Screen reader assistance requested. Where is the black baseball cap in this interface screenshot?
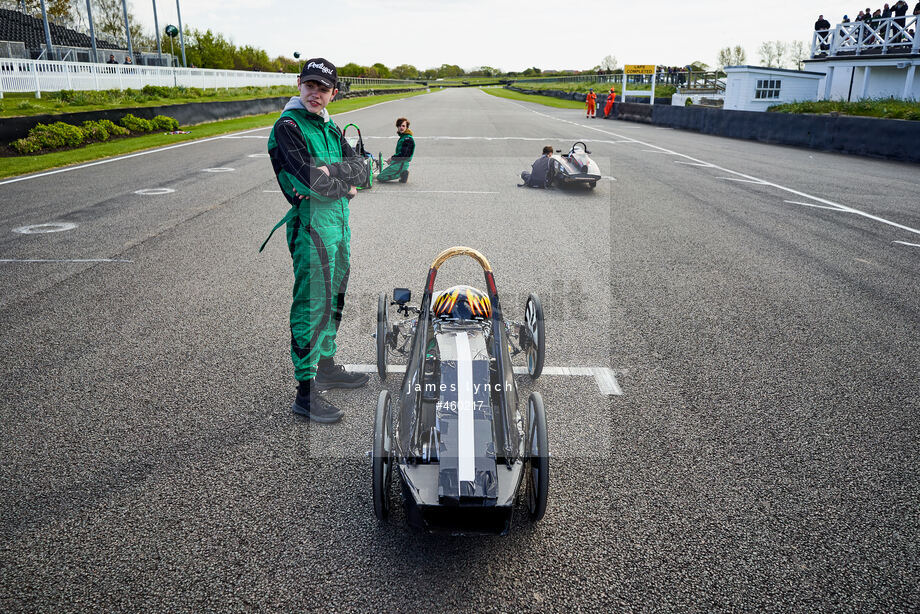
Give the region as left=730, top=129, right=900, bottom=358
left=300, top=58, right=337, bottom=88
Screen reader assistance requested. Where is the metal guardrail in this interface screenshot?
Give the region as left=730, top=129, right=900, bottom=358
left=811, top=15, right=919, bottom=58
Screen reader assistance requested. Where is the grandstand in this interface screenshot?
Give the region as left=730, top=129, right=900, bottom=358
left=0, top=7, right=171, bottom=65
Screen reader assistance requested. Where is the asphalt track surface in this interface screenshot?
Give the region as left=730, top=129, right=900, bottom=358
left=1, top=87, right=918, bottom=612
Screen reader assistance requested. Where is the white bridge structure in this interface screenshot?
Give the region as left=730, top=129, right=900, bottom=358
left=0, top=59, right=420, bottom=98
left=807, top=15, right=919, bottom=101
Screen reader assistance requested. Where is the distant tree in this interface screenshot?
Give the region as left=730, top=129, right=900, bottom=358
left=601, top=54, right=617, bottom=71
left=787, top=40, right=808, bottom=70
left=391, top=64, right=418, bottom=79
left=275, top=55, right=301, bottom=73
left=372, top=62, right=391, bottom=78
left=689, top=60, right=710, bottom=71
left=717, top=45, right=747, bottom=69
left=437, top=63, right=464, bottom=78
left=339, top=62, right=364, bottom=77
left=522, top=66, right=541, bottom=76
left=421, top=67, right=438, bottom=79
left=758, top=40, right=787, bottom=68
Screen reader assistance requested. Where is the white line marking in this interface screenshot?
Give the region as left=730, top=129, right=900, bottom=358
left=0, top=126, right=270, bottom=187
left=675, top=161, right=715, bottom=167
left=134, top=188, right=175, bottom=195
left=498, top=98, right=920, bottom=238
left=601, top=176, right=617, bottom=181
left=642, top=149, right=675, bottom=154
left=784, top=200, right=849, bottom=212
left=221, top=135, right=268, bottom=139
left=248, top=153, right=270, bottom=158
left=717, top=177, right=769, bottom=185
left=0, top=258, right=132, bottom=263
left=368, top=190, right=499, bottom=194
left=456, top=332, right=475, bottom=484
left=202, top=167, right=234, bottom=173
left=262, top=189, right=282, bottom=193
left=12, top=222, right=77, bottom=234
left=347, top=364, right=623, bottom=396
left=893, top=240, right=920, bottom=248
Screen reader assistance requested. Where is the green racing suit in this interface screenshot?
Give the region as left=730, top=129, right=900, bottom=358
left=262, top=97, right=369, bottom=381
left=377, top=129, right=415, bottom=181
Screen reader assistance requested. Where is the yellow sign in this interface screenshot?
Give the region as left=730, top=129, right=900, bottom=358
left=624, top=64, right=656, bottom=75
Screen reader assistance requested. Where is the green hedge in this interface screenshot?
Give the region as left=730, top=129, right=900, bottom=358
left=11, top=113, right=178, bottom=154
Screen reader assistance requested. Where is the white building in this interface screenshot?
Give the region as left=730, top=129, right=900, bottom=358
left=722, top=66, right=825, bottom=111
left=807, top=15, right=919, bottom=101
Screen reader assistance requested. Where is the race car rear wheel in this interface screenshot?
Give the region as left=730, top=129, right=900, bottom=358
left=526, top=392, right=549, bottom=521
left=377, top=293, right=389, bottom=381
left=524, top=293, right=545, bottom=379
left=373, top=390, right=394, bottom=520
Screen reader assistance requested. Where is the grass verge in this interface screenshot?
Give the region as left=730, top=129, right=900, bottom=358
left=479, top=87, right=584, bottom=109
left=0, top=89, right=433, bottom=180
left=767, top=98, right=920, bottom=121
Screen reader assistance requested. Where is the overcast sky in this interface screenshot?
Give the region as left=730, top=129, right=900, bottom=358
left=131, top=0, right=870, bottom=71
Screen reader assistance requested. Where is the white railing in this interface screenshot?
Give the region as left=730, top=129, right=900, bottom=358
left=0, top=58, right=425, bottom=97
left=0, top=58, right=296, bottom=97
left=811, top=15, right=919, bottom=58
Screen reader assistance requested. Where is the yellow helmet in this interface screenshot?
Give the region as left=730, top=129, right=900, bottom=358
left=433, top=285, right=492, bottom=320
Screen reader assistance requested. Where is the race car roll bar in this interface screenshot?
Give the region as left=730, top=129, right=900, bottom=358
left=415, top=246, right=518, bottom=460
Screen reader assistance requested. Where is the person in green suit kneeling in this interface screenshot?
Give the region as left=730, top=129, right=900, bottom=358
left=377, top=117, right=415, bottom=183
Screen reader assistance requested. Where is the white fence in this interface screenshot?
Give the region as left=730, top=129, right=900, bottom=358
left=0, top=58, right=425, bottom=97
left=811, top=15, right=919, bottom=57
left=0, top=58, right=295, bottom=97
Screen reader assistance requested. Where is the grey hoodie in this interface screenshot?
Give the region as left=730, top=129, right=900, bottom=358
left=283, top=95, right=330, bottom=122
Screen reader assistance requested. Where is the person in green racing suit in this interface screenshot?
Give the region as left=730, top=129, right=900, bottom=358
left=262, top=58, right=369, bottom=423
left=377, top=117, right=415, bottom=183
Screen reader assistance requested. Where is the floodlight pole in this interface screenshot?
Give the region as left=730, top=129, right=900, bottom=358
left=176, top=0, right=187, bottom=68
left=121, top=0, right=134, bottom=61
left=39, top=0, right=54, bottom=61
left=86, top=0, right=98, bottom=62
left=152, top=0, right=163, bottom=65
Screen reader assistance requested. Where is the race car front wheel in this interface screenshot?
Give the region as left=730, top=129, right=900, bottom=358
left=526, top=392, right=549, bottom=521
left=524, top=293, right=545, bottom=379
left=373, top=390, right=394, bottom=520
left=376, top=293, right=389, bottom=381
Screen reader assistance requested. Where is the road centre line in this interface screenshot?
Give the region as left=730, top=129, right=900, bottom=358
left=502, top=96, right=920, bottom=238
left=347, top=364, right=623, bottom=396
left=0, top=97, right=405, bottom=187
left=784, top=200, right=849, bottom=212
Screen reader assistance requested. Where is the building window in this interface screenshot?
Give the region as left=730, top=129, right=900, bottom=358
left=754, top=79, right=782, bottom=99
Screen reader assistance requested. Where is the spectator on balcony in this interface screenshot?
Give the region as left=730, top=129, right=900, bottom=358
left=882, top=3, right=892, bottom=18
left=107, top=54, right=117, bottom=64
left=913, top=1, right=920, bottom=15
left=815, top=15, right=831, bottom=50
left=842, top=14, right=851, bottom=23
left=893, top=0, right=908, bottom=40
left=124, top=55, right=132, bottom=65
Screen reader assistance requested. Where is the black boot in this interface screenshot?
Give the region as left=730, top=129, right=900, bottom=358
left=292, top=379, right=344, bottom=423
left=314, top=357, right=370, bottom=390
left=398, top=170, right=409, bottom=183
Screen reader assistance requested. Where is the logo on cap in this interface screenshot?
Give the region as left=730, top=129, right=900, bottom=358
left=307, top=61, right=334, bottom=75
